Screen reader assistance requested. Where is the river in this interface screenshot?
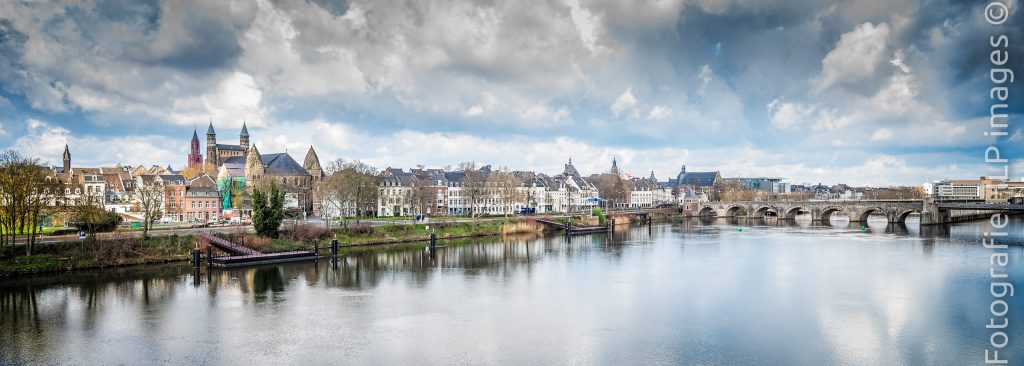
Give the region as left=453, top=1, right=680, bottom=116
left=2, top=217, right=1022, bottom=365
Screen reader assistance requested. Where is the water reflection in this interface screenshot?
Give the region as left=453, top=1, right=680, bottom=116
left=2, top=217, right=1023, bottom=365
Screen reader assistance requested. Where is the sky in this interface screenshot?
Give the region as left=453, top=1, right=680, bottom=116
left=0, top=0, right=1021, bottom=186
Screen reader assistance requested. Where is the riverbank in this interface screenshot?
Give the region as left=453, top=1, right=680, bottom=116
left=1, top=219, right=540, bottom=277
left=0, top=234, right=195, bottom=277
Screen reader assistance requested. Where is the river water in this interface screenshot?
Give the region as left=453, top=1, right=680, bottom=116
left=1, top=217, right=1022, bottom=365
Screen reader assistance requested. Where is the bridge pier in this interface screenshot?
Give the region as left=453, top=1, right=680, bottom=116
left=919, top=198, right=950, bottom=226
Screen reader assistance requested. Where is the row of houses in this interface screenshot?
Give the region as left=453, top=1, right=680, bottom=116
left=371, top=159, right=713, bottom=217
left=40, top=122, right=327, bottom=225
left=45, top=145, right=229, bottom=224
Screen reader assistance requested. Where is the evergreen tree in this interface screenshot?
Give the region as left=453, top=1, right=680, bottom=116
left=252, top=183, right=285, bottom=238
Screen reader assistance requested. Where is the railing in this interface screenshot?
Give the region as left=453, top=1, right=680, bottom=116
left=198, top=233, right=258, bottom=256
left=194, top=232, right=318, bottom=268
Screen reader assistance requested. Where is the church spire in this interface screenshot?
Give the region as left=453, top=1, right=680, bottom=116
left=304, top=145, right=323, bottom=180
left=239, top=121, right=250, bottom=150
left=62, top=144, right=71, bottom=173
left=188, top=127, right=204, bottom=169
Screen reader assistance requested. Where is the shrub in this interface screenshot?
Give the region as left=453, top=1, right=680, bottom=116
left=73, top=211, right=123, bottom=233
left=347, top=224, right=374, bottom=234
left=232, top=235, right=275, bottom=253
left=501, top=219, right=545, bottom=235
left=592, top=207, right=606, bottom=226
left=94, top=233, right=137, bottom=262
left=50, top=228, right=78, bottom=236
left=282, top=223, right=333, bottom=241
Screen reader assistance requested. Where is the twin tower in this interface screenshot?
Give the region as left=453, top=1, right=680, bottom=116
left=197, top=121, right=249, bottom=167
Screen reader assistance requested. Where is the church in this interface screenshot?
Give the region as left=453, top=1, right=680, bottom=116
left=189, top=121, right=324, bottom=217
left=205, top=121, right=250, bottom=166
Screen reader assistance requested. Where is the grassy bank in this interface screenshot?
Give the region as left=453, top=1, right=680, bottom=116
left=0, top=235, right=195, bottom=277
left=0, top=219, right=546, bottom=277
left=332, top=220, right=514, bottom=246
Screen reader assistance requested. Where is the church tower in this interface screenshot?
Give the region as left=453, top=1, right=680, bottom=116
left=206, top=121, right=218, bottom=167
left=303, top=146, right=323, bottom=181
left=239, top=121, right=249, bottom=152
left=188, top=129, right=204, bottom=169
left=62, top=144, right=71, bottom=173
left=244, top=144, right=264, bottom=183
left=610, top=157, right=620, bottom=176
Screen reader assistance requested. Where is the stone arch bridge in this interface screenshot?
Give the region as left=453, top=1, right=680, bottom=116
left=695, top=200, right=932, bottom=224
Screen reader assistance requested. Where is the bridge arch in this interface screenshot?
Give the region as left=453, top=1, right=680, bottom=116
left=854, top=207, right=891, bottom=223
left=697, top=206, right=718, bottom=217
left=725, top=205, right=747, bottom=217
left=753, top=205, right=779, bottom=217
left=784, top=206, right=808, bottom=219
left=820, top=206, right=848, bottom=222
left=896, top=209, right=920, bottom=223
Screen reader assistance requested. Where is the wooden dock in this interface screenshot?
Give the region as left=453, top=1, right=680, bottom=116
left=534, top=218, right=608, bottom=235
left=200, top=234, right=317, bottom=268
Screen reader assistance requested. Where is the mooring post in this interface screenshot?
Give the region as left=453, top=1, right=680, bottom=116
left=206, top=245, right=212, bottom=268
left=331, top=239, right=339, bottom=257
left=313, top=240, right=319, bottom=256
left=430, top=232, right=437, bottom=248
left=192, top=248, right=201, bottom=268
left=611, top=218, right=616, bottom=233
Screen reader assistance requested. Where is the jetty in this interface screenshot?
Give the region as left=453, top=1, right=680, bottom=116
left=534, top=217, right=609, bottom=235
left=197, top=233, right=317, bottom=268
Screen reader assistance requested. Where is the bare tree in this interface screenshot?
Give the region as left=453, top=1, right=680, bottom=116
left=322, top=159, right=379, bottom=224
left=459, top=162, right=487, bottom=220
left=487, top=167, right=522, bottom=219
left=136, top=180, right=164, bottom=239
left=521, top=171, right=538, bottom=212
left=0, top=150, right=62, bottom=256
left=595, top=173, right=631, bottom=209
left=71, top=185, right=106, bottom=245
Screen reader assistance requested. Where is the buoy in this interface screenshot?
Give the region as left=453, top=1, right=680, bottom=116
left=738, top=227, right=743, bottom=232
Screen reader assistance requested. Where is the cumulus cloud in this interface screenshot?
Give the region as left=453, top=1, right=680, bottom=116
left=647, top=106, right=672, bottom=120
left=818, top=22, right=890, bottom=90
left=0, top=0, right=1015, bottom=185
left=13, top=118, right=179, bottom=168
left=611, top=88, right=637, bottom=117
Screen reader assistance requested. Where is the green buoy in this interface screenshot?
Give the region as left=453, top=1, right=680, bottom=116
left=738, top=227, right=743, bottom=232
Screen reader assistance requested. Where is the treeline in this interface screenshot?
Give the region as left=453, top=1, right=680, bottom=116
left=0, top=150, right=63, bottom=256
left=0, top=149, right=126, bottom=258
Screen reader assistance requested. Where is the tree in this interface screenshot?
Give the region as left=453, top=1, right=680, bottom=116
left=71, top=185, right=108, bottom=245
left=521, top=171, right=538, bottom=211
left=459, top=162, right=487, bottom=219
left=322, top=159, right=379, bottom=224
left=0, top=150, right=62, bottom=256
left=252, top=183, right=285, bottom=238
left=179, top=163, right=218, bottom=180
left=595, top=173, right=630, bottom=209
left=409, top=175, right=435, bottom=217
left=487, top=167, right=522, bottom=218
left=136, top=180, right=164, bottom=239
